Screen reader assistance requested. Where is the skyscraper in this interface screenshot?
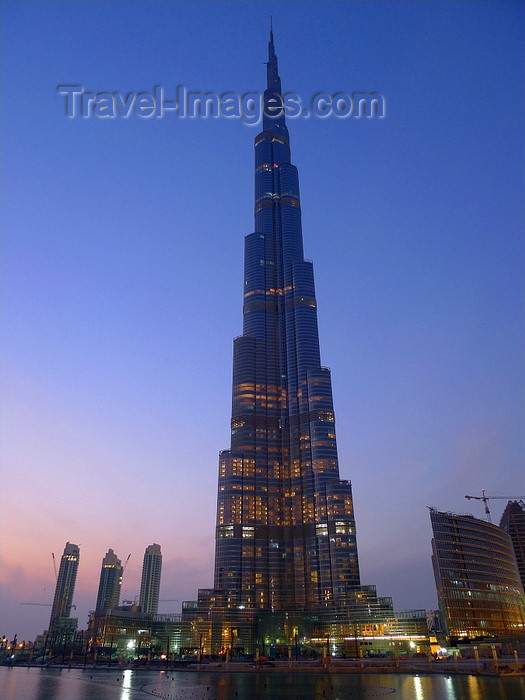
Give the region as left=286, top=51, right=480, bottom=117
left=213, top=28, right=360, bottom=617
left=180, top=29, right=394, bottom=656
left=48, top=541, right=80, bottom=638
left=95, top=548, right=123, bottom=613
left=500, top=500, right=525, bottom=591
left=139, top=543, right=162, bottom=614
left=430, top=509, right=525, bottom=640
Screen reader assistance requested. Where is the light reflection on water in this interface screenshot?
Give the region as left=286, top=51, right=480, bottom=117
left=467, top=674, right=483, bottom=700
left=444, top=676, right=456, bottom=700
left=414, top=675, right=424, bottom=700
left=120, top=669, right=132, bottom=700
left=0, top=667, right=524, bottom=700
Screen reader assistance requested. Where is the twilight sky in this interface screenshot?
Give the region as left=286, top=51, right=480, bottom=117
left=1, top=1, right=524, bottom=642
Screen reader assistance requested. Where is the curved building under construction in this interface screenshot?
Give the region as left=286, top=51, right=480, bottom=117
left=430, top=508, right=525, bottom=641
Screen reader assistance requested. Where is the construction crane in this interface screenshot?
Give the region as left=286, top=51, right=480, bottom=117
left=121, top=598, right=179, bottom=605
left=465, top=489, right=525, bottom=523
left=20, top=603, right=77, bottom=609
left=20, top=603, right=51, bottom=607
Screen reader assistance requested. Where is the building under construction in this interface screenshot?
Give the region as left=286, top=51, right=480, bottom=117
left=48, top=542, right=80, bottom=643
left=430, top=508, right=525, bottom=643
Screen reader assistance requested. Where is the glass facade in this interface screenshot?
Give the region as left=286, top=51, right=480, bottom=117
left=213, top=30, right=360, bottom=617
left=430, top=509, right=525, bottom=640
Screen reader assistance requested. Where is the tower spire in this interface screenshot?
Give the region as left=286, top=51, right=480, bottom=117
left=264, top=23, right=287, bottom=135
left=266, top=19, right=279, bottom=89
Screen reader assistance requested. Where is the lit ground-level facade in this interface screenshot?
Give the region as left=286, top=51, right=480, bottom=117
left=88, top=606, right=183, bottom=659
left=85, top=604, right=432, bottom=660
left=180, top=590, right=435, bottom=658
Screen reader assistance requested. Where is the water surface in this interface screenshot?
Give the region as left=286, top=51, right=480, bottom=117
left=1, top=666, right=524, bottom=700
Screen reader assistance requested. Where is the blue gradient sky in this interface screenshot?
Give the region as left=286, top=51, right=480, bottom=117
left=1, top=1, right=524, bottom=642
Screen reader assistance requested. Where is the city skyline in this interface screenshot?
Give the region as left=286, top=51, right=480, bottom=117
left=1, top=1, right=524, bottom=642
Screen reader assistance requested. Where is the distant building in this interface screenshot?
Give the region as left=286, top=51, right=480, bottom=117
left=499, top=500, right=525, bottom=591
left=48, top=542, right=80, bottom=640
left=95, top=549, right=123, bottom=613
left=139, top=544, right=162, bottom=614
left=430, top=509, right=525, bottom=640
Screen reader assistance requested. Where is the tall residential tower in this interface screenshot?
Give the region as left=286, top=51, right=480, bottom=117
left=139, top=543, right=162, bottom=614
left=95, top=548, right=123, bottom=613
left=48, top=542, right=80, bottom=639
